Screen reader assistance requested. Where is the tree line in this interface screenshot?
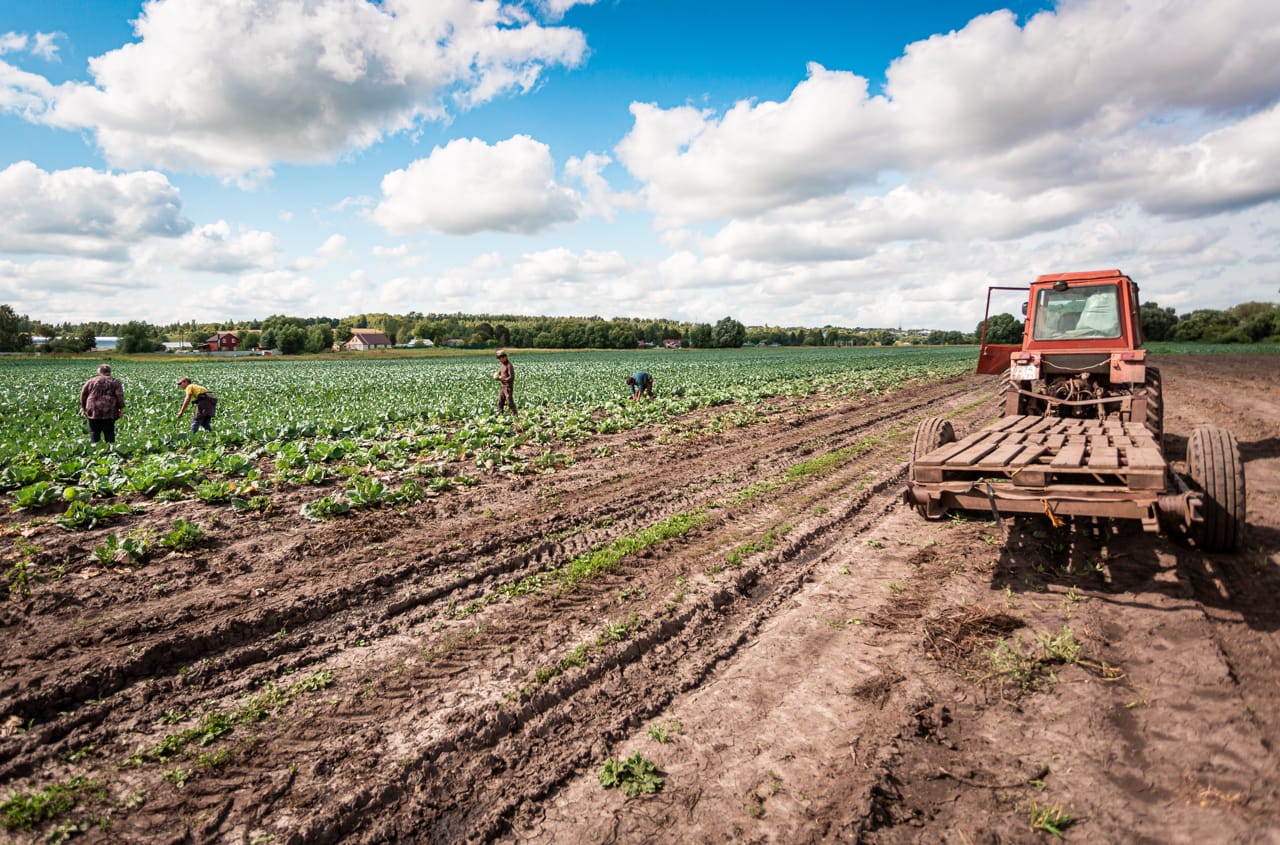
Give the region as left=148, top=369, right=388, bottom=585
left=0, top=298, right=1276, bottom=355
left=972, top=301, right=1280, bottom=346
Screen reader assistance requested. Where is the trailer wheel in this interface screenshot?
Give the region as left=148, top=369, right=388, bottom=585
left=1136, top=366, right=1163, bottom=441
left=911, top=417, right=955, bottom=518
left=1187, top=426, right=1246, bottom=551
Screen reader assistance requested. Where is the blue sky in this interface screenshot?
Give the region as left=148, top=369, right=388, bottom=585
left=2, top=0, right=1278, bottom=331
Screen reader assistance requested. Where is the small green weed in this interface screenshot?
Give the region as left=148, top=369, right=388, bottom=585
left=647, top=721, right=683, bottom=743
left=0, top=776, right=92, bottom=831
left=1028, top=802, right=1074, bottom=837
left=163, top=767, right=190, bottom=789
left=231, top=494, right=274, bottom=513
left=160, top=519, right=204, bottom=552
left=599, top=752, right=664, bottom=797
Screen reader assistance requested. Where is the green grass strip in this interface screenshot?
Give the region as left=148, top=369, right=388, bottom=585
left=782, top=446, right=856, bottom=482
left=1, top=777, right=95, bottom=832
left=561, top=510, right=708, bottom=590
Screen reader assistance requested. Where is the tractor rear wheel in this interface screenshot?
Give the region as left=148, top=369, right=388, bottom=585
left=1136, top=366, right=1163, bottom=441
left=1187, top=426, right=1245, bottom=551
left=911, top=417, right=955, bottom=519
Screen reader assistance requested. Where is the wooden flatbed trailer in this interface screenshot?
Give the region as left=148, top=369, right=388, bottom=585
left=904, top=414, right=1244, bottom=550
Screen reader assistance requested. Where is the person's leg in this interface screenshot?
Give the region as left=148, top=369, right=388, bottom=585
left=88, top=418, right=102, bottom=443
left=103, top=419, right=116, bottom=443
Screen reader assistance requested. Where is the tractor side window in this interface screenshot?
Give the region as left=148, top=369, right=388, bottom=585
left=1032, top=285, right=1120, bottom=340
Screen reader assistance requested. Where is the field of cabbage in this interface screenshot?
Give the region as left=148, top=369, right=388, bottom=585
left=0, top=347, right=974, bottom=518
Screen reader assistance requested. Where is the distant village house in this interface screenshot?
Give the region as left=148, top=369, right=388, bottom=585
left=205, top=331, right=240, bottom=352
left=343, top=328, right=393, bottom=350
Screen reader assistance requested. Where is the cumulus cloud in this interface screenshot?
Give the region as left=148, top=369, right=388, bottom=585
left=170, top=221, right=279, bottom=273
left=1, top=0, right=587, bottom=176
left=564, top=152, right=641, bottom=220
left=201, top=270, right=321, bottom=315
left=617, top=0, right=1280, bottom=242
left=317, top=233, right=351, bottom=259
left=0, top=161, right=190, bottom=259
left=373, top=135, right=581, bottom=235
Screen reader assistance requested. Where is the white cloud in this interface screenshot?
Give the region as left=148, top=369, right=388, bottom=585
left=0, top=33, right=27, bottom=55
left=317, top=233, right=351, bottom=259
left=373, top=135, right=581, bottom=235
left=0, top=32, right=60, bottom=60
left=29, top=33, right=61, bottom=61
left=538, top=0, right=598, bottom=22
left=170, top=221, right=279, bottom=273
left=617, top=0, right=1280, bottom=236
left=563, top=152, right=640, bottom=220
left=201, top=270, right=321, bottom=315
left=0, top=161, right=190, bottom=259
left=1, top=0, right=587, bottom=176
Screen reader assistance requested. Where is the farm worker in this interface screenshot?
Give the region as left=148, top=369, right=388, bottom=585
left=626, top=371, right=654, bottom=401
left=175, top=377, right=216, bottom=432
left=79, top=363, right=125, bottom=444
left=494, top=349, right=517, bottom=416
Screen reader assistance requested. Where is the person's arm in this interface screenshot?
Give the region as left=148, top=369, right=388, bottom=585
left=115, top=382, right=125, bottom=417
left=80, top=381, right=90, bottom=415
left=177, top=391, right=191, bottom=418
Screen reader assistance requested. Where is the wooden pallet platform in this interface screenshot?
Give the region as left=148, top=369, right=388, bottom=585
left=913, top=416, right=1165, bottom=490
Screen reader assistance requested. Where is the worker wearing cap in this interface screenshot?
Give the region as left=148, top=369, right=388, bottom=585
left=493, top=350, right=516, bottom=416
left=175, top=377, right=215, bottom=432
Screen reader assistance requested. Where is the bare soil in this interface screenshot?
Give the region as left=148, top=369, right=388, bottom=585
left=2, top=353, right=1278, bottom=844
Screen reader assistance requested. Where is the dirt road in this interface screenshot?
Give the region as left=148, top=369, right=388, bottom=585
left=2, top=353, right=1277, bottom=843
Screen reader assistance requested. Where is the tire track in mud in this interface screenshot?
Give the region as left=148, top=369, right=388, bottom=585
left=0, top=374, right=998, bottom=842
left=240, top=379, right=995, bottom=842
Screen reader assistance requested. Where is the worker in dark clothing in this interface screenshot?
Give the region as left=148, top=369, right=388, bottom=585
left=80, top=364, right=125, bottom=443
left=627, top=371, right=654, bottom=401
left=494, top=350, right=516, bottom=415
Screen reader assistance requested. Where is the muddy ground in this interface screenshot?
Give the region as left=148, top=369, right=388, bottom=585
left=2, top=352, right=1278, bottom=844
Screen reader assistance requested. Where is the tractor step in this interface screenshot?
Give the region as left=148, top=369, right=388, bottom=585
left=912, top=416, right=1165, bottom=491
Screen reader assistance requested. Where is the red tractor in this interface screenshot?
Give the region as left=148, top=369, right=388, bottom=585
left=977, top=269, right=1162, bottom=437
left=906, top=270, right=1245, bottom=551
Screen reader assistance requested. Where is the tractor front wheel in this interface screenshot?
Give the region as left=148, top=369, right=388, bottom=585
left=1187, top=426, right=1246, bottom=551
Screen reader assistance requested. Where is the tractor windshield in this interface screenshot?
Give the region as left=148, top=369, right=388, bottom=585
left=1032, top=284, right=1122, bottom=340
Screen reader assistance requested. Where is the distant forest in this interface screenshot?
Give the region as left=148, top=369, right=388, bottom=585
left=0, top=299, right=1277, bottom=354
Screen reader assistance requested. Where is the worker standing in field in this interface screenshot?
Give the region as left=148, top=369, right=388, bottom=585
left=627, top=371, right=654, bottom=401
left=79, top=363, right=125, bottom=444
left=175, top=377, right=217, bottom=432
left=494, top=350, right=517, bottom=416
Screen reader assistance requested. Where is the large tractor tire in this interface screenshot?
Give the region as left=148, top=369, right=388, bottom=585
left=910, top=417, right=955, bottom=519
left=1187, top=426, right=1246, bottom=552
left=1136, top=366, right=1163, bottom=441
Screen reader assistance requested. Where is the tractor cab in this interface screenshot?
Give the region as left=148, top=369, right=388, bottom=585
left=978, top=269, right=1145, bottom=378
